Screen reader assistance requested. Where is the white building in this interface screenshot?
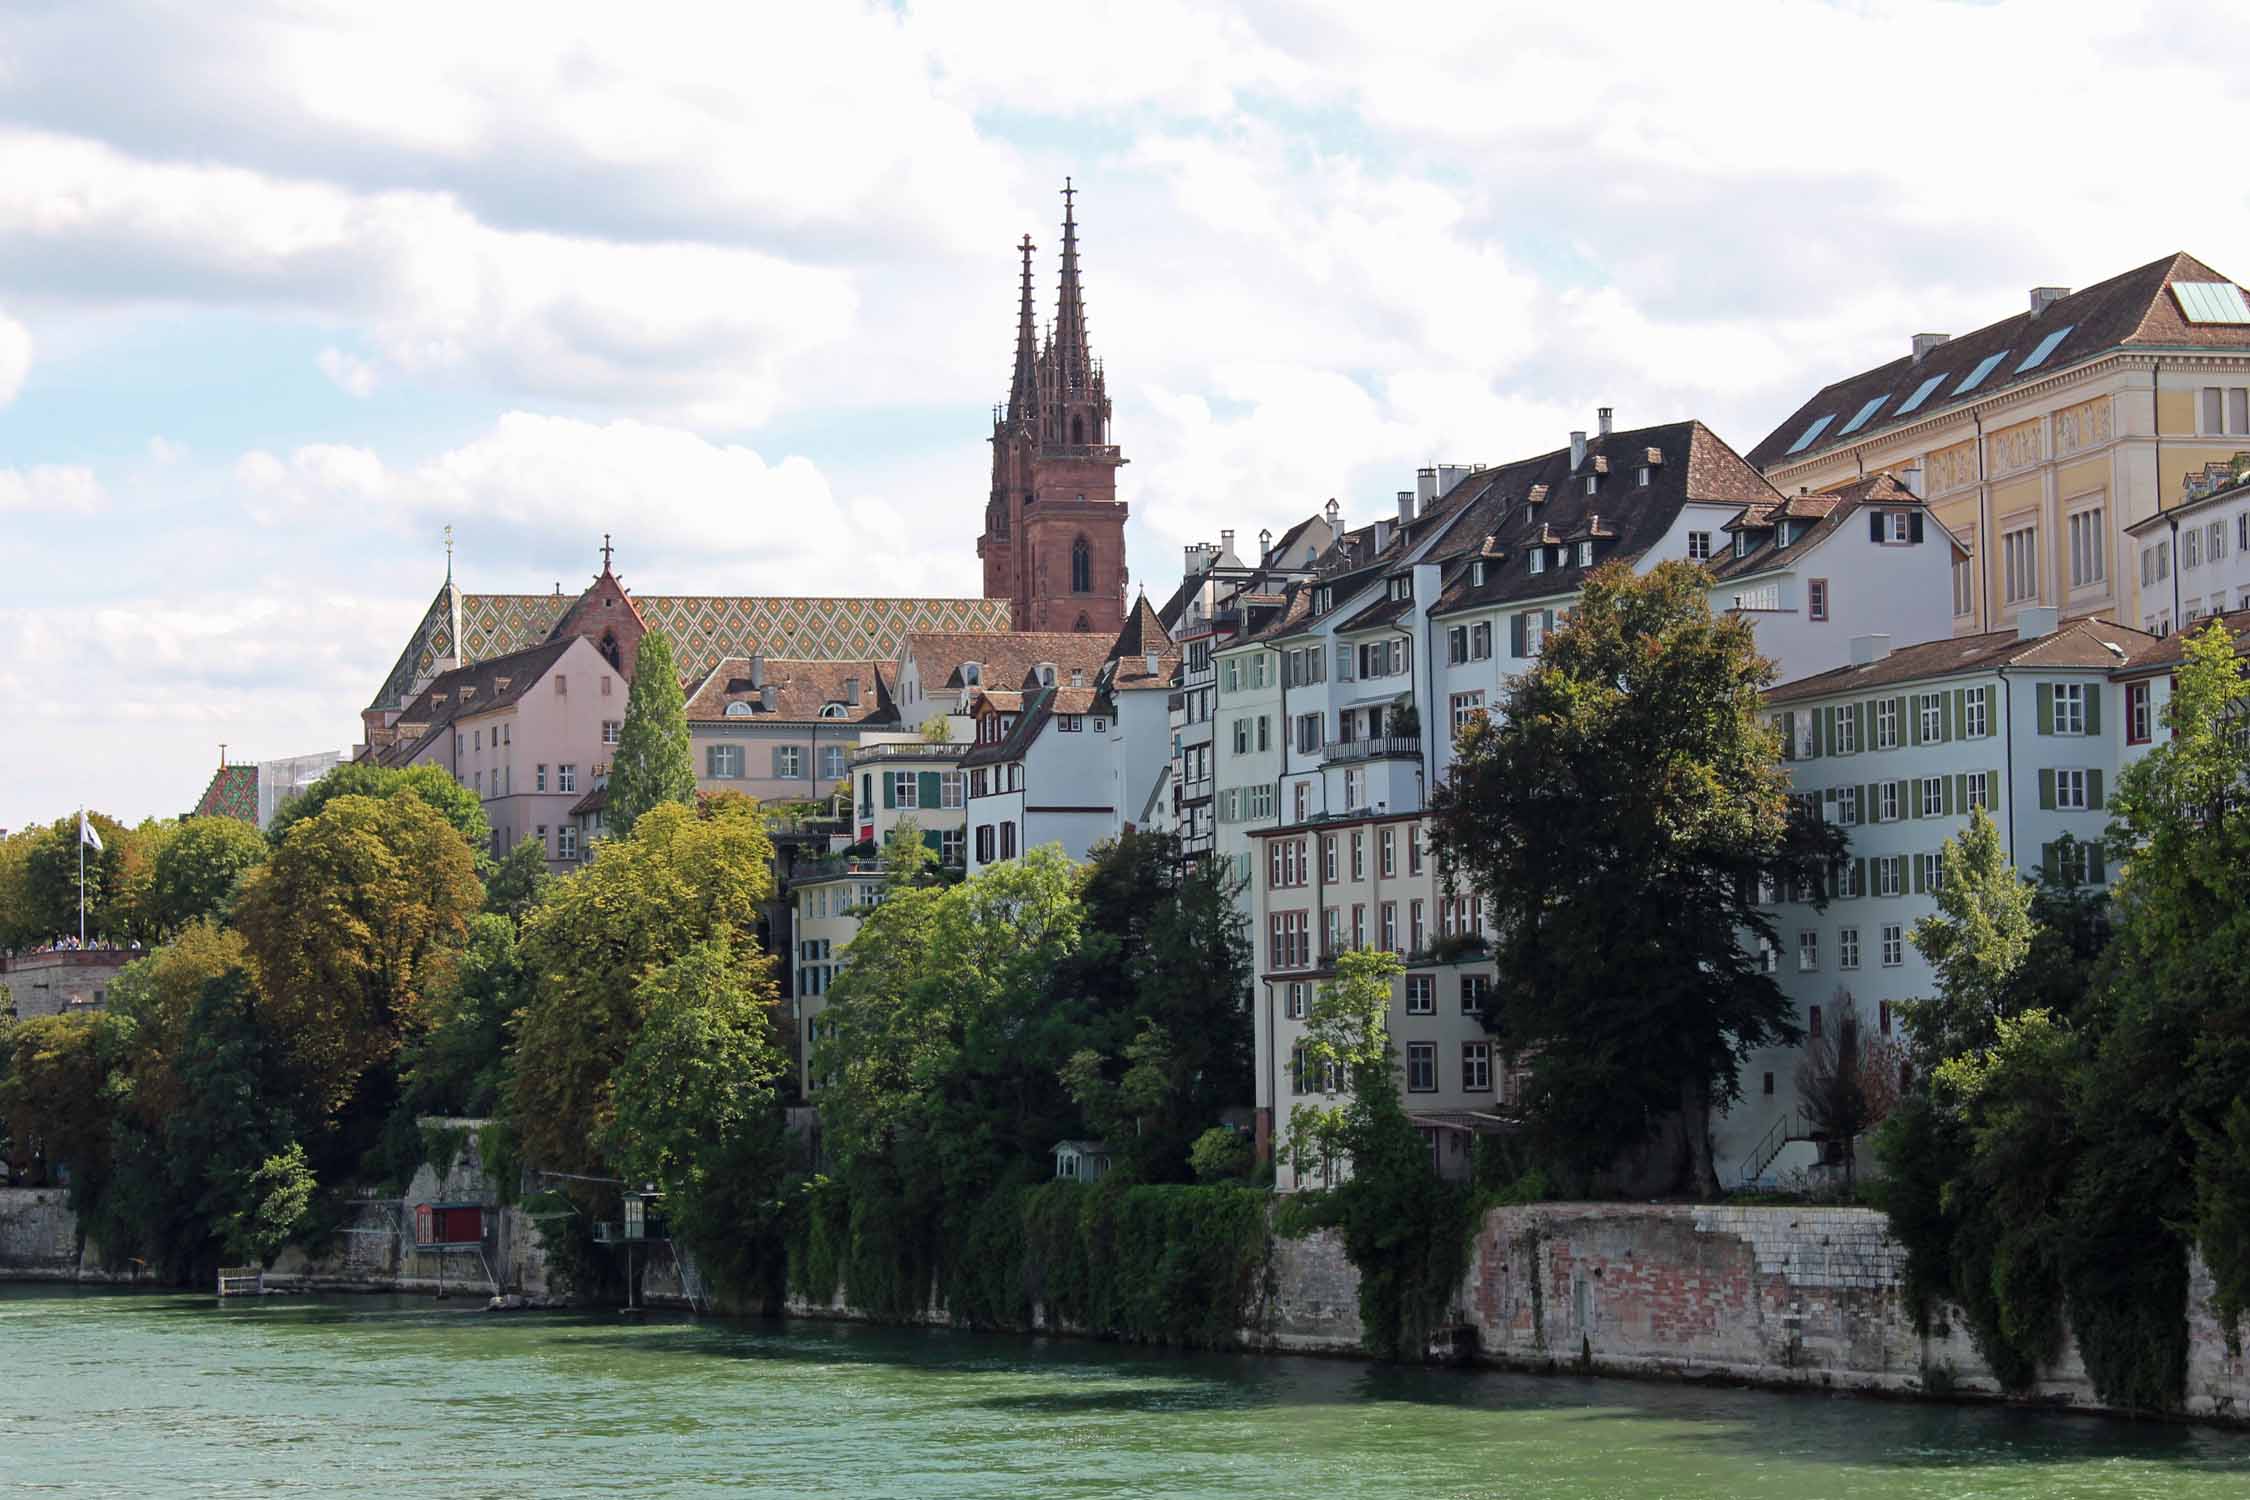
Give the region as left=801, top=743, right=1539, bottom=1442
left=2124, top=451, right=2250, bottom=633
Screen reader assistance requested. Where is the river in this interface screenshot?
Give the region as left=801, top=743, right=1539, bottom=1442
left=2, top=1286, right=2246, bottom=1497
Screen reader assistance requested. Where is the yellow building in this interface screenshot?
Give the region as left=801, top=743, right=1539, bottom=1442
left=1749, top=254, right=2250, bottom=637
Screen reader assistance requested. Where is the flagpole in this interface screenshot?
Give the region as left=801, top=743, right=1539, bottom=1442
left=78, top=806, right=86, bottom=948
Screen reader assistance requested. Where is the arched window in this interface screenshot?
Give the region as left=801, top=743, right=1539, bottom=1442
left=1071, top=537, right=1092, bottom=593
left=599, top=630, right=622, bottom=671
left=1074, top=613, right=1091, bottom=632
left=1071, top=414, right=1085, bottom=444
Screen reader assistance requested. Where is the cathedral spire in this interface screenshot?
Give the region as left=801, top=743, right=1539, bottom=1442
left=1007, top=233, right=1038, bottom=424
left=1053, top=177, right=1093, bottom=394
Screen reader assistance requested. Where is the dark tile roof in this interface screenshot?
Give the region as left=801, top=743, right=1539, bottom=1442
left=1428, top=421, right=1781, bottom=618
left=2115, top=607, right=2250, bottom=675
left=1763, top=617, right=2153, bottom=705
left=1707, top=471, right=1956, bottom=582
left=683, top=658, right=897, bottom=725
left=960, top=686, right=1057, bottom=769
left=1749, top=253, right=2250, bottom=470
left=901, top=629, right=1117, bottom=695
left=570, top=784, right=609, bottom=816
left=191, top=764, right=259, bottom=823
left=378, top=636, right=581, bottom=766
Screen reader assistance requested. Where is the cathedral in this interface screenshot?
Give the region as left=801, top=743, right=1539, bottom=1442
left=977, top=182, right=1131, bottom=635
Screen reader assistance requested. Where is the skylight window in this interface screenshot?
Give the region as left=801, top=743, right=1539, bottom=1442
left=1895, top=373, right=1947, bottom=416
left=1953, top=351, right=2009, bottom=396
left=1837, top=395, right=1888, bottom=436
left=1785, top=414, right=1836, bottom=455
left=2015, top=324, right=2075, bottom=373
left=2173, top=282, right=2250, bottom=324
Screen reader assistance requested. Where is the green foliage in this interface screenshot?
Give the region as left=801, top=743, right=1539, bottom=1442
left=151, top=816, right=267, bottom=935
left=1428, top=561, right=1840, bottom=1193
left=7, top=811, right=131, bottom=945
left=2193, top=1099, right=2250, bottom=1338
left=266, top=762, right=492, bottom=860
left=1188, top=1126, right=1253, bottom=1183
left=605, top=628, right=696, bottom=838
left=1904, top=807, right=2033, bottom=1071
left=399, top=913, right=522, bottom=1120
left=478, top=1120, right=522, bottom=1207
left=222, top=1143, right=315, bottom=1267
left=481, top=839, right=554, bottom=927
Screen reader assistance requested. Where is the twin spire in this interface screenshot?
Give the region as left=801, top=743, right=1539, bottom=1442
left=1004, top=179, right=1100, bottom=428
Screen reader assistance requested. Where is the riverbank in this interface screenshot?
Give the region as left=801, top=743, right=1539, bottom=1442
left=7, top=1185, right=2245, bottom=1425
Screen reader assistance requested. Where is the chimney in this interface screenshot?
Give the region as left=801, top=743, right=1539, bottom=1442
left=2016, top=605, right=2060, bottom=641
left=1570, top=431, right=1588, bottom=469
left=1324, top=497, right=1341, bottom=525
left=760, top=683, right=778, bottom=712
left=1371, top=519, right=1392, bottom=555
left=845, top=676, right=861, bottom=707
left=1219, top=528, right=1236, bottom=559
left=1597, top=406, right=1613, bottom=437
left=1911, top=332, right=1950, bottom=362
left=1396, top=489, right=1415, bottom=525
left=219, top=743, right=228, bottom=768
left=1415, top=467, right=1438, bottom=508
left=749, top=654, right=766, bottom=690
left=2029, top=286, right=2070, bottom=317
left=1183, top=543, right=1199, bottom=577
left=1258, top=526, right=1272, bottom=560
left=1848, top=634, right=1892, bottom=666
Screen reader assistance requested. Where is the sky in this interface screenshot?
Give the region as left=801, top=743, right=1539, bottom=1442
left=7, top=0, right=2250, bottom=831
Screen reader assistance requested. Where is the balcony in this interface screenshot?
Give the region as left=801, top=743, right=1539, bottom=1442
left=1321, top=735, right=1423, bottom=766
left=849, top=742, right=962, bottom=765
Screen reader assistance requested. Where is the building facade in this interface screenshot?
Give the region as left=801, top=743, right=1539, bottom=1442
left=684, top=656, right=895, bottom=807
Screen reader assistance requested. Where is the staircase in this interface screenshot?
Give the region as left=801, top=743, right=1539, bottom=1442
left=1738, top=1110, right=1806, bottom=1188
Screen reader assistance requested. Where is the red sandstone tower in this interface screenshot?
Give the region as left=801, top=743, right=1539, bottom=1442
left=977, top=181, right=1129, bottom=634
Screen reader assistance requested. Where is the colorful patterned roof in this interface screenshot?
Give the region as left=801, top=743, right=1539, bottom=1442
left=192, top=764, right=260, bottom=823
left=372, top=587, right=1011, bottom=714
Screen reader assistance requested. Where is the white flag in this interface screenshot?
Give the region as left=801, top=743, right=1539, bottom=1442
left=79, top=809, right=102, bottom=852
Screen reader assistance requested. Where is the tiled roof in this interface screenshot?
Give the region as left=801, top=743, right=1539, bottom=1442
left=683, top=658, right=897, bottom=725
left=901, top=629, right=1117, bottom=693
left=1763, top=617, right=2154, bottom=705
left=1429, top=421, right=1781, bottom=619
left=960, top=686, right=1058, bottom=769
left=2115, top=608, right=2250, bottom=675
left=1750, top=252, right=2250, bottom=470
left=569, top=784, right=609, bottom=816
left=1707, top=472, right=1958, bottom=582
left=191, top=764, right=259, bottom=823
left=377, top=636, right=579, bottom=767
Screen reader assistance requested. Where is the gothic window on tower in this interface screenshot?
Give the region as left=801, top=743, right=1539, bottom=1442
left=1071, top=538, right=1092, bottom=593
left=1072, top=415, right=1085, bottom=444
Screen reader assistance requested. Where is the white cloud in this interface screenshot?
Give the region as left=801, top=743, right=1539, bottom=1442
left=316, top=346, right=378, bottom=397
left=0, top=307, right=28, bottom=406
left=0, top=464, right=103, bottom=514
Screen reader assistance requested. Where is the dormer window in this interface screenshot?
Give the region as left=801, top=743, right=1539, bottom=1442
left=1471, top=560, right=1485, bottom=586
left=1389, top=576, right=1410, bottom=601
left=963, top=662, right=982, bottom=685
left=1038, top=663, right=1056, bottom=686
left=724, top=701, right=754, bottom=717
left=1736, top=532, right=1751, bottom=558
left=1316, top=586, right=1332, bottom=613
left=1637, top=466, right=1650, bottom=486
left=1530, top=550, right=1546, bottom=576
left=821, top=703, right=848, bottom=718
left=1576, top=542, right=1593, bottom=567
left=1070, top=668, right=1085, bottom=687
left=1584, top=475, right=1597, bottom=495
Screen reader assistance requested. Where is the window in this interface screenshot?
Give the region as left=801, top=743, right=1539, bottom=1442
left=1462, top=1042, right=1493, bottom=1092
left=1285, top=982, right=1309, bottom=1020
left=1295, top=712, right=1323, bottom=754
left=1763, top=1072, right=1775, bottom=1097
left=1070, top=537, right=1092, bottom=592
left=1409, top=900, right=1426, bottom=952
left=1687, top=531, right=1712, bottom=562
left=1759, top=940, right=1778, bottom=974
left=1888, top=511, right=1913, bottom=544
left=1448, top=626, right=1469, bottom=665
left=1840, top=861, right=1863, bottom=898
left=1876, top=855, right=1903, bottom=897
left=1470, top=621, right=1492, bottom=659
left=2202, top=386, right=2250, bottom=435
left=1461, top=974, right=1491, bottom=1015
left=1809, top=1005, right=1824, bottom=1040
left=558, top=764, right=577, bottom=794
left=708, top=744, right=744, bottom=778
left=2127, top=681, right=2153, bottom=745
left=1529, top=549, right=1546, bottom=576
left=1351, top=904, right=1367, bottom=950
left=1839, top=927, right=1861, bottom=970
left=602, top=720, right=621, bottom=746
left=1879, top=1001, right=1893, bottom=1037
left=1381, top=902, right=1398, bottom=952
left=975, top=824, right=994, bottom=864
left=1966, top=772, right=1990, bottom=810
left=555, top=675, right=567, bottom=696
left=1878, top=782, right=1899, bottom=822
left=2212, top=520, right=2228, bottom=562
left=1835, top=785, right=1860, bottom=826
left=2186, top=528, right=2204, bottom=569
left=1808, top=578, right=1829, bottom=622
left=941, top=772, right=965, bottom=809
left=535, top=763, right=548, bottom=791
left=1875, top=699, right=1898, bottom=749
left=1919, top=695, right=1943, bottom=742
left=1965, top=690, right=1989, bottom=739
left=2060, top=506, right=2106, bottom=590
left=1408, top=824, right=1425, bottom=875
left=940, top=828, right=965, bottom=866
left=891, top=770, right=919, bottom=808
left=1380, top=829, right=1396, bottom=877
left=1798, top=930, right=1819, bottom=971
left=1322, top=835, right=1338, bottom=883
left=1920, top=851, right=1944, bottom=892
left=1953, top=545, right=1975, bottom=617
left=775, top=746, right=803, bottom=778
left=1834, top=706, right=1859, bottom=755
left=1921, top=776, right=1945, bottom=817
left=1584, top=475, right=1597, bottom=496
left=2003, top=524, right=2039, bottom=604
left=821, top=745, right=848, bottom=779
left=2053, top=682, right=2087, bottom=735
left=1343, top=768, right=1364, bottom=810
left=1405, top=975, right=1435, bottom=1015
left=1576, top=542, right=1593, bottom=567
left=1881, top=923, right=1904, bottom=967
left=2055, top=768, right=2090, bottom=810
left=558, top=825, right=579, bottom=860
left=1450, top=691, right=1485, bottom=733
left=1406, top=1043, right=1437, bottom=1092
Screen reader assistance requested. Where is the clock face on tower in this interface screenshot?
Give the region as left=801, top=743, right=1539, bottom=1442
left=980, top=181, right=1128, bottom=636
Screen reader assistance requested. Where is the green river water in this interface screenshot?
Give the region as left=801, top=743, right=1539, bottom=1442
left=3, top=1286, right=2247, bottom=1498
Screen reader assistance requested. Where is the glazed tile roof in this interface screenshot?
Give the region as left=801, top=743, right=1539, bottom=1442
left=1750, top=252, right=2250, bottom=471
left=1763, top=617, right=2154, bottom=705
left=683, top=658, right=898, bottom=725
left=191, top=764, right=259, bottom=823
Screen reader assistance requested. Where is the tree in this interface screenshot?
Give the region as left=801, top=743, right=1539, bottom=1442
left=103, top=921, right=251, bottom=1126
left=398, top=913, right=523, bottom=1119
left=605, top=628, right=695, bottom=838
left=1792, top=992, right=1900, bottom=1194
left=266, top=762, right=491, bottom=858
left=481, top=838, right=554, bottom=927
left=151, top=817, right=267, bottom=934
left=16, top=811, right=130, bottom=944
left=0, top=1010, right=131, bottom=1184
left=220, top=1144, right=315, bottom=1268
left=1285, top=948, right=1405, bottom=1186
left=507, top=799, right=775, bottom=1173
left=110, top=819, right=176, bottom=946
left=233, top=793, right=484, bottom=1118
left=1903, top=806, right=2032, bottom=1072
left=1428, top=561, right=1842, bottom=1194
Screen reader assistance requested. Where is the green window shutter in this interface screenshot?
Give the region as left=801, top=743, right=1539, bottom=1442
left=1941, top=690, right=1954, bottom=742
left=1510, top=614, right=1526, bottom=655
left=1780, top=710, right=1795, bottom=759
left=2089, top=844, right=2107, bottom=884
left=919, top=771, right=942, bottom=808
left=2085, top=684, right=2103, bottom=737
left=2089, top=769, right=2104, bottom=809
left=1942, top=776, right=1955, bottom=816
left=1908, top=695, right=1922, bottom=746
left=923, top=829, right=942, bottom=853
left=1983, top=684, right=1997, bottom=735
left=2037, top=683, right=2054, bottom=735
left=1906, top=778, right=1921, bottom=818
left=1954, top=772, right=1968, bottom=813
left=1856, top=700, right=1870, bottom=750
left=1811, top=708, right=1825, bottom=757
left=1853, top=856, right=1867, bottom=897
left=2039, top=768, right=2056, bottom=810
left=1893, top=696, right=1909, bottom=745
left=1911, top=855, right=1925, bottom=895
left=1864, top=783, right=1878, bottom=821
left=2042, top=842, right=2060, bottom=882
left=882, top=775, right=896, bottom=809
left=1992, top=767, right=2003, bottom=811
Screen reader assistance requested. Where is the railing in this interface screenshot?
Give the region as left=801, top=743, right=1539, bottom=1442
left=1322, top=735, right=1423, bottom=766
left=1738, top=1109, right=1804, bottom=1187
left=849, top=743, right=962, bottom=764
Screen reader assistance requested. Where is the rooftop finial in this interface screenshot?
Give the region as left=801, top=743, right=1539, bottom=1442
left=443, top=523, right=454, bottom=582
left=1007, top=232, right=1039, bottom=423
left=1054, top=178, right=1091, bottom=392
left=601, top=533, right=614, bottom=572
